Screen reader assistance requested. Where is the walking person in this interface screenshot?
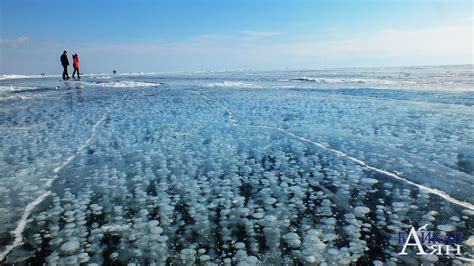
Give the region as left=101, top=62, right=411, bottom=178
left=60, top=50, right=70, bottom=80
left=72, top=53, right=80, bottom=79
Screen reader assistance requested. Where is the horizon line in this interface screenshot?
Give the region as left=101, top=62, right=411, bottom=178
left=1, top=63, right=473, bottom=76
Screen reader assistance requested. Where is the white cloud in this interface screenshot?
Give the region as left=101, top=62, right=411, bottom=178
left=95, top=24, right=471, bottom=70
left=286, top=25, right=470, bottom=55
left=0, top=36, right=29, bottom=47
left=223, top=24, right=472, bottom=67
left=1, top=24, right=472, bottom=74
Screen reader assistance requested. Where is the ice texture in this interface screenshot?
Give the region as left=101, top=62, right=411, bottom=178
left=0, top=66, right=473, bottom=264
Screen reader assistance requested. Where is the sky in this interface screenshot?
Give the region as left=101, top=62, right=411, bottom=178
left=0, top=0, right=472, bottom=74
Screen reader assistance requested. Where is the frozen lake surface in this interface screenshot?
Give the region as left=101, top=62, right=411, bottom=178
left=0, top=66, right=473, bottom=264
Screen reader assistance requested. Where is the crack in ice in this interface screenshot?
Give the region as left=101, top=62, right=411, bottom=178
left=0, top=94, right=126, bottom=261
left=193, top=91, right=238, bottom=124
left=193, top=90, right=474, bottom=211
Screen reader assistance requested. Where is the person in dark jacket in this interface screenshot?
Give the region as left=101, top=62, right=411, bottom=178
left=60, top=50, right=70, bottom=80
left=72, top=53, right=80, bottom=79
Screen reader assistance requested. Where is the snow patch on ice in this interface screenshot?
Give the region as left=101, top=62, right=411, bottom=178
left=89, top=76, right=112, bottom=80
left=284, top=77, right=401, bottom=85
left=82, top=81, right=162, bottom=88
left=0, top=85, right=40, bottom=93
left=0, top=74, right=57, bottom=80
left=206, top=81, right=262, bottom=88
left=0, top=85, right=20, bottom=92
left=284, top=77, right=332, bottom=83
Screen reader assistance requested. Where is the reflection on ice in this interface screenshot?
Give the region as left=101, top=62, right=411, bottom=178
left=0, top=67, right=473, bottom=264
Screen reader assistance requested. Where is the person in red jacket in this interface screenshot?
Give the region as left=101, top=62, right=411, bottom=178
left=72, top=53, right=80, bottom=79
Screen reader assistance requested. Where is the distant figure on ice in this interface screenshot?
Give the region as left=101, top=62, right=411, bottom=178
left=60, top=50, right=70, bottom=80
left=72, top=53, right=80, bottom=79
left=113, top=70, right=117, bottom=75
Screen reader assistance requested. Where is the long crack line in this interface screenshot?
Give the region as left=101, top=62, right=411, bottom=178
left=193, top=90, right=474, bottom=211
left=0, top=94, right=126, bottom=261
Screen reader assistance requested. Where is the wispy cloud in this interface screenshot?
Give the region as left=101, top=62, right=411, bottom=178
left=1, top=23, right=471, bottom=74
left=0, top=36, right=29, bottom=47
left=241, top=30, right=283, bottom=37
left=81, top=24, right=470, bottom=70
left=242, top=24, right=472, bottom=67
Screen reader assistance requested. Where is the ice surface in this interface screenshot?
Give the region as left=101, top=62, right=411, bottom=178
left=0, top=66, right=473, bottom=264
left=206, top=81, right=262, bottom=88
left=81, top=80, right=163, bottom=88
left=0, top=74, right=58, bottom=80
